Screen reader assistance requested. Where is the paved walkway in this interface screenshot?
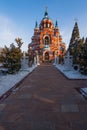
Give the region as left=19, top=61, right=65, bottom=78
left=0, top=64, right=87, bottom=130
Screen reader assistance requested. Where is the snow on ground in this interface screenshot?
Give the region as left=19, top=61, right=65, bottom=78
left=0, top=62, right=87, bottom=99
left=54, top=63, right=87, bottom=79
left=0, top=64, right=37, bottom=97
left=78, top=87, right=87, bottom=98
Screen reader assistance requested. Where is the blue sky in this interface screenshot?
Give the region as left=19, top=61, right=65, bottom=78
left=0, top=0, right=87, bottom=51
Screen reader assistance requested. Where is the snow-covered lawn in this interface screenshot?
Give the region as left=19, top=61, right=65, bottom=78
left=54, top=63, right=87, bottom=79
left=0, top=64, right=37, bottom=97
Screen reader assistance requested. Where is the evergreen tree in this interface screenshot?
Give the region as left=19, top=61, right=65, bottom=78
left=76, top=39, right=84, bottom=64
left=15, top=37, right=23, bottom=50
left=69, top=22, right=80, bottom=55
left=81, top=38, right=87, bottom=67
left=0, top=38, right=23, bottom=73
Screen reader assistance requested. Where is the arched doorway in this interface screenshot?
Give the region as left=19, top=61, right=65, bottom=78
left=45, top=52, right=49, bottom=61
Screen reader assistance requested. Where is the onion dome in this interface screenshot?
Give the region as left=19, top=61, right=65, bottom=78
left=43, top=7, right=49, bottom=19
left=39, top=7, right=54, bottom=30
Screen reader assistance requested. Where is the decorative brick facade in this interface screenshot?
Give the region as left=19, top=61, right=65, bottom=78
left=29, top=8, right=66, bottom=62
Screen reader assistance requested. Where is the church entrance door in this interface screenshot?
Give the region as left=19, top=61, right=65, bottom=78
left=45, top=52, right=49, bottom=61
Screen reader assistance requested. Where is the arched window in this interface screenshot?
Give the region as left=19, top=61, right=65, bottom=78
left=44, top=36, right=49, bottom=45
left=46, top=22, right=48, bottom=28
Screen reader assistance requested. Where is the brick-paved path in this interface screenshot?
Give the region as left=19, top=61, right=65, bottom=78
left=0, top=64, right=87, bottom=130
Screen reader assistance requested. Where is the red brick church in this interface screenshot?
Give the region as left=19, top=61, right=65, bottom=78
left=28, top=8, right=66, bottom=62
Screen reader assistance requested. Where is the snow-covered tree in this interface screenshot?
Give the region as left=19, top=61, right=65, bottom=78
left=69, top=22, right=80, bottom=55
